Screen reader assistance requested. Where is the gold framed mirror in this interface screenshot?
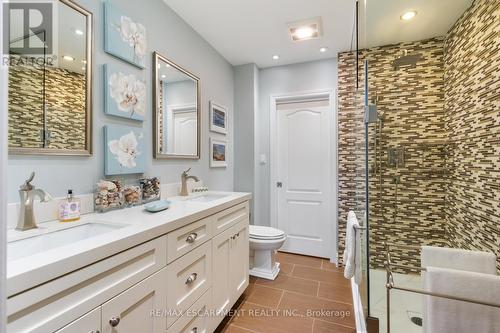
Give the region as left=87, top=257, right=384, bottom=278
left=8, top=0, right=93, bottom=156
left=153, top=51, right=201, bottom=159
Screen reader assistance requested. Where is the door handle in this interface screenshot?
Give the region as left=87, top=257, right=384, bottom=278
left=277, top=182, right=283, bottom=188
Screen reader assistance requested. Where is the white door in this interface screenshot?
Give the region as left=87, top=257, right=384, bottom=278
left=275, top=100, right=333, bottom=258
left=173, top=110, right=197, bottom=154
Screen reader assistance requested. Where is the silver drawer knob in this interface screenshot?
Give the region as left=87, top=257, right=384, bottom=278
left=109, top=316, right=120, bottom=327
left=186, top=272, right=198, bottom=284
left=186, top=233, right=198, bottom=243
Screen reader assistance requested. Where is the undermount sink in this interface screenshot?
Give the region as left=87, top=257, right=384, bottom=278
left=188, top=193, right=230, bottom=203
left=8, top=222, right=125, bottom=261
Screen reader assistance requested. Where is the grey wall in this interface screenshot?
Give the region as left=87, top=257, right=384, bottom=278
left=7, top=0, right=234, bottom=202
left=233, top=64, right=259, bottom=223
left=255, top=58, right=338, bottom=226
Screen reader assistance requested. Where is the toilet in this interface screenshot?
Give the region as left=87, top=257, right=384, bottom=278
left=249, top=225, right=287, bottom=280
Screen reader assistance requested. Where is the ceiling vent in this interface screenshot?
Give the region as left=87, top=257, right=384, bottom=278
left=287, top=17, right=323, bottom=42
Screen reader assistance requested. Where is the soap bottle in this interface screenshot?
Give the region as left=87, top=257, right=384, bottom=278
left=58, top=189, right=81, bottom=222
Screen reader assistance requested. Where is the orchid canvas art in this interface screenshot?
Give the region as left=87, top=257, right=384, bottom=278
left=104, top=125, right=146, bottom=175
left=104, top=64, right=146, bottom=121
left=104, top=2, right=147, bottom=68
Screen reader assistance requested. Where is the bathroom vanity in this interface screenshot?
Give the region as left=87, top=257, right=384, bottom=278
left=6, top=192, right=251, bottom=333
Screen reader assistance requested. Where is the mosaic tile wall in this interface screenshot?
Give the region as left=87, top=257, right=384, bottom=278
left=444, top=0, right=500, bottom=267
left=338, top=0, right=499, bottom=272
left=8, top=64, right=86, bottom=150
left=366, top=38, right=448, bottom=272
left=337, top=50, right=367, bottom=263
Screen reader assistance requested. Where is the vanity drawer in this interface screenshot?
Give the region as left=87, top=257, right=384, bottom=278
left=166, top=241, right=212, bottom=327
left=213, top=202, right=249, bottom=236
left=167, top=216, right=213, bottom=263
left=7, top=236, right=167, bottom=333
left=167, top=288, right=211, bottom=333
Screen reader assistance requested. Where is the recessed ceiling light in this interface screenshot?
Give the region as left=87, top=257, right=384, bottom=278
left=157, top=64, right=161, bottom=69
left=320, top=47, right=328, bottom=53
left=401, top=11, right=417, bottom=21
left=62, top=55, right=74, bottom=61
left=81, top=60, right=87, bottom=64
left=161, top=74, right=166, bottom=79
left=81, top=66, right=86, bottom=71
left=166, top=64, right=171, bottom=67
left=272, top=55, right=280, bottom=60
left=74, top=29, right=84, bottom=35
left=294, top=26, right=314, bottom=39
left=288, top=17, right=323, bottom=42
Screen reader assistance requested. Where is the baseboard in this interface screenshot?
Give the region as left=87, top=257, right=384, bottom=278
left=351, top=278, right=367, bottom=333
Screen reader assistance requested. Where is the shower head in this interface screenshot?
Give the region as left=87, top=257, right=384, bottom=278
left=393, top=50, right=424, bottom=70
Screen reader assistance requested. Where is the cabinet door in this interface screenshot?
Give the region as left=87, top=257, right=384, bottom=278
left=101, top=268, right=167, bottom=333
left=230, top=220, right=249, bottom=303
left=211, top=227, right=234, bottom=326
left=55, top=307, right=101, bottom=333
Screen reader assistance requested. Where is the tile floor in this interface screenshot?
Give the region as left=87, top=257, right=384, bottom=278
left=216, top=252, right=356, bottom=333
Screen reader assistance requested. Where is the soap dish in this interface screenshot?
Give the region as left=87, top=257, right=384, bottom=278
left=144, top=199, right=171, bottom=213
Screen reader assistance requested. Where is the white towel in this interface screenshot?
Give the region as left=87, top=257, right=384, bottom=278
left=421, top=246, right=497, bottom=274
left=343, top=211, right=362, bottom=284
left=423, top=266, right=500, bottom=333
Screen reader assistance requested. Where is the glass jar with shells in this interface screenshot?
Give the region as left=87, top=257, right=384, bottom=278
left=140, top=177, right=161, bottom=203
left=94, top=180, right=124, bottom=212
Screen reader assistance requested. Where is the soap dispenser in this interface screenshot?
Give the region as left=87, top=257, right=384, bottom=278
left=58, top=189, right=81, bottom=222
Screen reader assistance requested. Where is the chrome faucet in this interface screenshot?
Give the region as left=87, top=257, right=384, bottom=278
left=16, top=172, right=52, bottom=231
left=180, top=168, right=199, bottom=196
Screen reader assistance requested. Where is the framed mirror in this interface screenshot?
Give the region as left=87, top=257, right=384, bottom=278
left=7, top=0, right=93, bottom=155
left=153, top=51, right=201, bottom=159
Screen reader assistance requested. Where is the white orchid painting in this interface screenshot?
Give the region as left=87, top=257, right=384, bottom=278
left=104, top=64, right=146, bottom=121
left=104, top=2, right=147, bottom=68
left=104, top=125, right=146, bottom=175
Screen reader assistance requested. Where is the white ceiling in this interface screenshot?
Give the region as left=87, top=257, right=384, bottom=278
left=363, top=0, right=473, bottom=48
left=163, top=0, right=356, bottom=68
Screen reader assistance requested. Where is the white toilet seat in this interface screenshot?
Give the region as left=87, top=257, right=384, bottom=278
left=249, top=225, right=285, bottom=240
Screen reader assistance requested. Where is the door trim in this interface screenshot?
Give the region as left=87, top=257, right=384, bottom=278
left=269, top=89, right=338, bottom=263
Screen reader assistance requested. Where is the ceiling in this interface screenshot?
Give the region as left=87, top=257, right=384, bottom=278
left=163, top=0, right=356, bottom=68
left=363, top=0, right=473, bottom=48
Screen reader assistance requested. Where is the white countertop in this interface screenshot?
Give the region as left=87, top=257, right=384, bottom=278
left=7, top=191, right=251, bottom=297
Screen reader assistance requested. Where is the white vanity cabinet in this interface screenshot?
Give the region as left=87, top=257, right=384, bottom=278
left=211, top=217, right=249, bottom=330
left=54, top=308, right=101, bottom=333
left=101, top=268, right=168, bottom=333
left=7, top=199, right=250, bottom=333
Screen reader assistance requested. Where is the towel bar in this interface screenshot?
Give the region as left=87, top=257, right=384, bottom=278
left=382, top=242, right=500, bottom=333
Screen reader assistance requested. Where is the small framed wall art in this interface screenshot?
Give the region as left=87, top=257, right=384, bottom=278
left=210, top=138, right=228, bottom=168
left=209, top=101, right=228, bottom=134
